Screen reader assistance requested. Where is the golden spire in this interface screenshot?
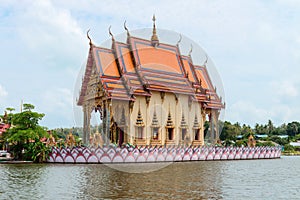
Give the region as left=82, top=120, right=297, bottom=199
left=151, top=14, right=159, bottom=46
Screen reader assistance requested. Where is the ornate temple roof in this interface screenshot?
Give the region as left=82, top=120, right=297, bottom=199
left=77, top=17, right=224, bottom=110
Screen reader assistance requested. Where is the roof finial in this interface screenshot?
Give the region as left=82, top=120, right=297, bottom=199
left=188, top=44, right=193, bottom=57
left=87, top=29, right=92, bottom=45
left=151, top=14, right=159, bottom=46
left=124, top=20, right=130, bottom=37
left=203, top=54, right=208, bottom=67
left=108, top=25, right=115, bottom=41
left=176, top=34, right=182, bottom=46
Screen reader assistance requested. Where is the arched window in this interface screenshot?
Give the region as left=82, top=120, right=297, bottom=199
left=194, top=129, right=200, bottom=140
left=152, top=127, right=159, bottom=140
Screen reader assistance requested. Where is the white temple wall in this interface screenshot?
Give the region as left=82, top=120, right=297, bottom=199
left=127, top=91, right=205, bottom=146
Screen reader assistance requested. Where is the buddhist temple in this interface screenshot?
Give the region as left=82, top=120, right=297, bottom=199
left=77, top=16, right=224, bottom=146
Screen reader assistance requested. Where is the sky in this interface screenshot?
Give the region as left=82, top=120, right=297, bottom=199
left=1, top=0, right=300, bottom=129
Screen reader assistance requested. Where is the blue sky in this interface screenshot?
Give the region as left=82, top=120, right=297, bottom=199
left=1, top=0, right=300, bottom=128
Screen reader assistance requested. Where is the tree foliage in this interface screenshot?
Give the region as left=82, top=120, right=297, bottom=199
left=2, top=103, right=49, bottom=162
left=219, top=119, right=300, bottom=147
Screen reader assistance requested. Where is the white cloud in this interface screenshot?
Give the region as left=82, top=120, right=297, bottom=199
left=7, top=0, right=87, bottom=69
left=39, top=88, right=74, bottom=128
left=1, top=0, right=300, bottom=128
left=41, top=88, right=72, bottom=112
left=0, top=84, right=8, bottom=98
left=0, top=84, right=8, bottom=113
left=271, top=80, right=299, bottom=98
left=227, top=101, right=270, bottom=125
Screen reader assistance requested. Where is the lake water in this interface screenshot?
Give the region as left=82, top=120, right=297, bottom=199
left=0, top=156, right=299, bottom=200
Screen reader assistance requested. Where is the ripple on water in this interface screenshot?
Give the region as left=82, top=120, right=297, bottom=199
left=0, top=157, right=299, bottom=200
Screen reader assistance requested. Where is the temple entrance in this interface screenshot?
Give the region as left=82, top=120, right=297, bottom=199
left=167, top=128, right=174, bottom=140
left=194, top=129, right=200, bottom=140
left=118, top=128, right=124, bottom=146
left=137, top=127, right=144, bottom=139
left=181, top=129, right=187, bottom=140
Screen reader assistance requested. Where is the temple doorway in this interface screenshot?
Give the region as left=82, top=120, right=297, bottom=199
left=118, top=128, right=124, bottom=146
left=194, top=129, right=200, bottom=140
left=167, top=128, right=174, bottom=140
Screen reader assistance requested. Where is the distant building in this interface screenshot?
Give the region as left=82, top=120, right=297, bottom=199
left=289, top=142, right=300, bottom=147
left=0, top=114, right=10, bottom=135
left=277, top=135, right=288, bottom=139
left=254, top=134, right=268, bottom=139
left=77, top=16, right=224, bottom=146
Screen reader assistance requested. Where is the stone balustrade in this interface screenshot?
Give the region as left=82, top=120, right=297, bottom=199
left=47, top=146, right=282, bottom=164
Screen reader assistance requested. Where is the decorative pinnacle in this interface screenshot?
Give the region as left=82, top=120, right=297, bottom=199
left=108, top=25, right=115, bottom=41
left=203, top=54, right=208, bottom=67
left=176, top=34, right=182, bottom=46
left=124, top=20, right=130, bottom=37
left=87, top=29, right=92, bottom=45
left=151, top=14, right=159, bottom=45
left=188, top=44, right=193, bottom=57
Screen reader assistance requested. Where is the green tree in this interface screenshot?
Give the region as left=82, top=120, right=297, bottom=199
left=283, top=144, right=295, bottom=152
left=287, top=122, right=300, bottom=137
left=267, top=119, right=274, bottom=135
left=3, top=103, right=50, bottom=162
left=268, top=135, right=289, bottom=146
left=241, top=124, right=253, bottom=138
left=220, top=121, right=241, bottom=141
left=204, top=121, right=210, bottom=137
left=6, top=107, right=15, bottom=113
left=254, top=123, right=268, bottom=135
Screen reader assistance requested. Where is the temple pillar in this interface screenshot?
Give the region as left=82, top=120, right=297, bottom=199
left=102, top=100, right=112, bottom=145
left=83, top=104, right=92, bottom=145
left=214, top=110, right=220, bottom=143
left=201, top=110, right=206, bottom=146
left=102, top=101, right=107, bottom=144
left=83, top=106, right=87, bottom=144
left=107, top=100, right=111, bottom=144
left=209, top=111, right=215, bottom=145
left=209, top=110, right=220, bottom=145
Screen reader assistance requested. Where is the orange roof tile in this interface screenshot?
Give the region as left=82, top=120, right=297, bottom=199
left=135, top=43, right=182, bottom=74
left=93, top=47, right=120, bottom=77
left=181, top=56, right=198, bottom=83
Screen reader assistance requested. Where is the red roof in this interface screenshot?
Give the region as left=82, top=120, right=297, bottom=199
left=0, top=123, right=10, bottom=135
left=77, top=33, right=224, bottom=110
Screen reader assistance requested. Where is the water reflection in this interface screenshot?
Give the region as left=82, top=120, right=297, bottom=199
left=0, top=164, right=45, bottom=199
left=80, top=162, right=223, bottom=199
left=1, top=157, right=299, bottom=199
